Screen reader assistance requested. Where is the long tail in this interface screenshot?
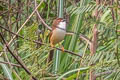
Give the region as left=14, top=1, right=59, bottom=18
left=47, top=49, right=54, bottom=63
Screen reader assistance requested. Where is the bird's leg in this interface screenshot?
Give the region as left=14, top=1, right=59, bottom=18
left=61, top=46, right=64, bottom=52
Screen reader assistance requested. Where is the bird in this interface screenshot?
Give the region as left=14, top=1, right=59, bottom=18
left=48, top=18, right=66, bottom=62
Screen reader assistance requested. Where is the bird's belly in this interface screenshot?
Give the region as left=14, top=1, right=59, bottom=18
left=52, top=28, right=66, bottom=44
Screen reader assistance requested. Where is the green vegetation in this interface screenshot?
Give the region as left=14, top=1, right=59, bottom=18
left=0, top=0, right=120, bottom=80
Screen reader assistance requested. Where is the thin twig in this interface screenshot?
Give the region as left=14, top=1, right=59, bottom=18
left=55, top=47, right=82, bottom=58
left=110, top=0, right=115, bottom=23
left=6, top=0, right=14, bottom=71
left=0, top=61, right=21, bottom=67
left=36, top=9, right=52, bottom=31
left=66, top=32, right=92, bottom=44
left=89, top=0, right=100, bottom=80
left=93, top=70, right=118, bottom=80
left=90, top=24, right=98, bottom=55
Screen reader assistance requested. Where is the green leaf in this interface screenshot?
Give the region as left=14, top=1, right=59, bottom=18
left=57, top=67, right=89, bottom=80
left=0, top=58, right=13, bottom=80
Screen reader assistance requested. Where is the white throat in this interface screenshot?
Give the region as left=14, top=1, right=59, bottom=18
left=58, top=21, right=66, bottom=30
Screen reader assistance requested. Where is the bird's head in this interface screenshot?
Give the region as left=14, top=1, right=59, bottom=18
left=52, top=18, right=66, bottom=30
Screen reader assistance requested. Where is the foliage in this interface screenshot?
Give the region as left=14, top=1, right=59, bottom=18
left=0, top=0, right=120, bottom=80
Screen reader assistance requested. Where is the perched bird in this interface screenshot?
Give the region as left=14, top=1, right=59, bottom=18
left=48, top=18, right=66, bottom=62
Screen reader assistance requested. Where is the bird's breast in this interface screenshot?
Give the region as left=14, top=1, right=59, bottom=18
left=51, top=28, right=66, bottom=44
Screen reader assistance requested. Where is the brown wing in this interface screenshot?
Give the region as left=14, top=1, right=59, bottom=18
left=49, top=31, right=52, bottom=42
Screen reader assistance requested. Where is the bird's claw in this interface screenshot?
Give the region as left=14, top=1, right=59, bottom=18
left=61, top=46, right=64, bottom=52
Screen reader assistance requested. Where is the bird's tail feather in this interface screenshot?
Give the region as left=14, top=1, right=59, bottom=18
left=47, top=49, right=54, bottom=63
